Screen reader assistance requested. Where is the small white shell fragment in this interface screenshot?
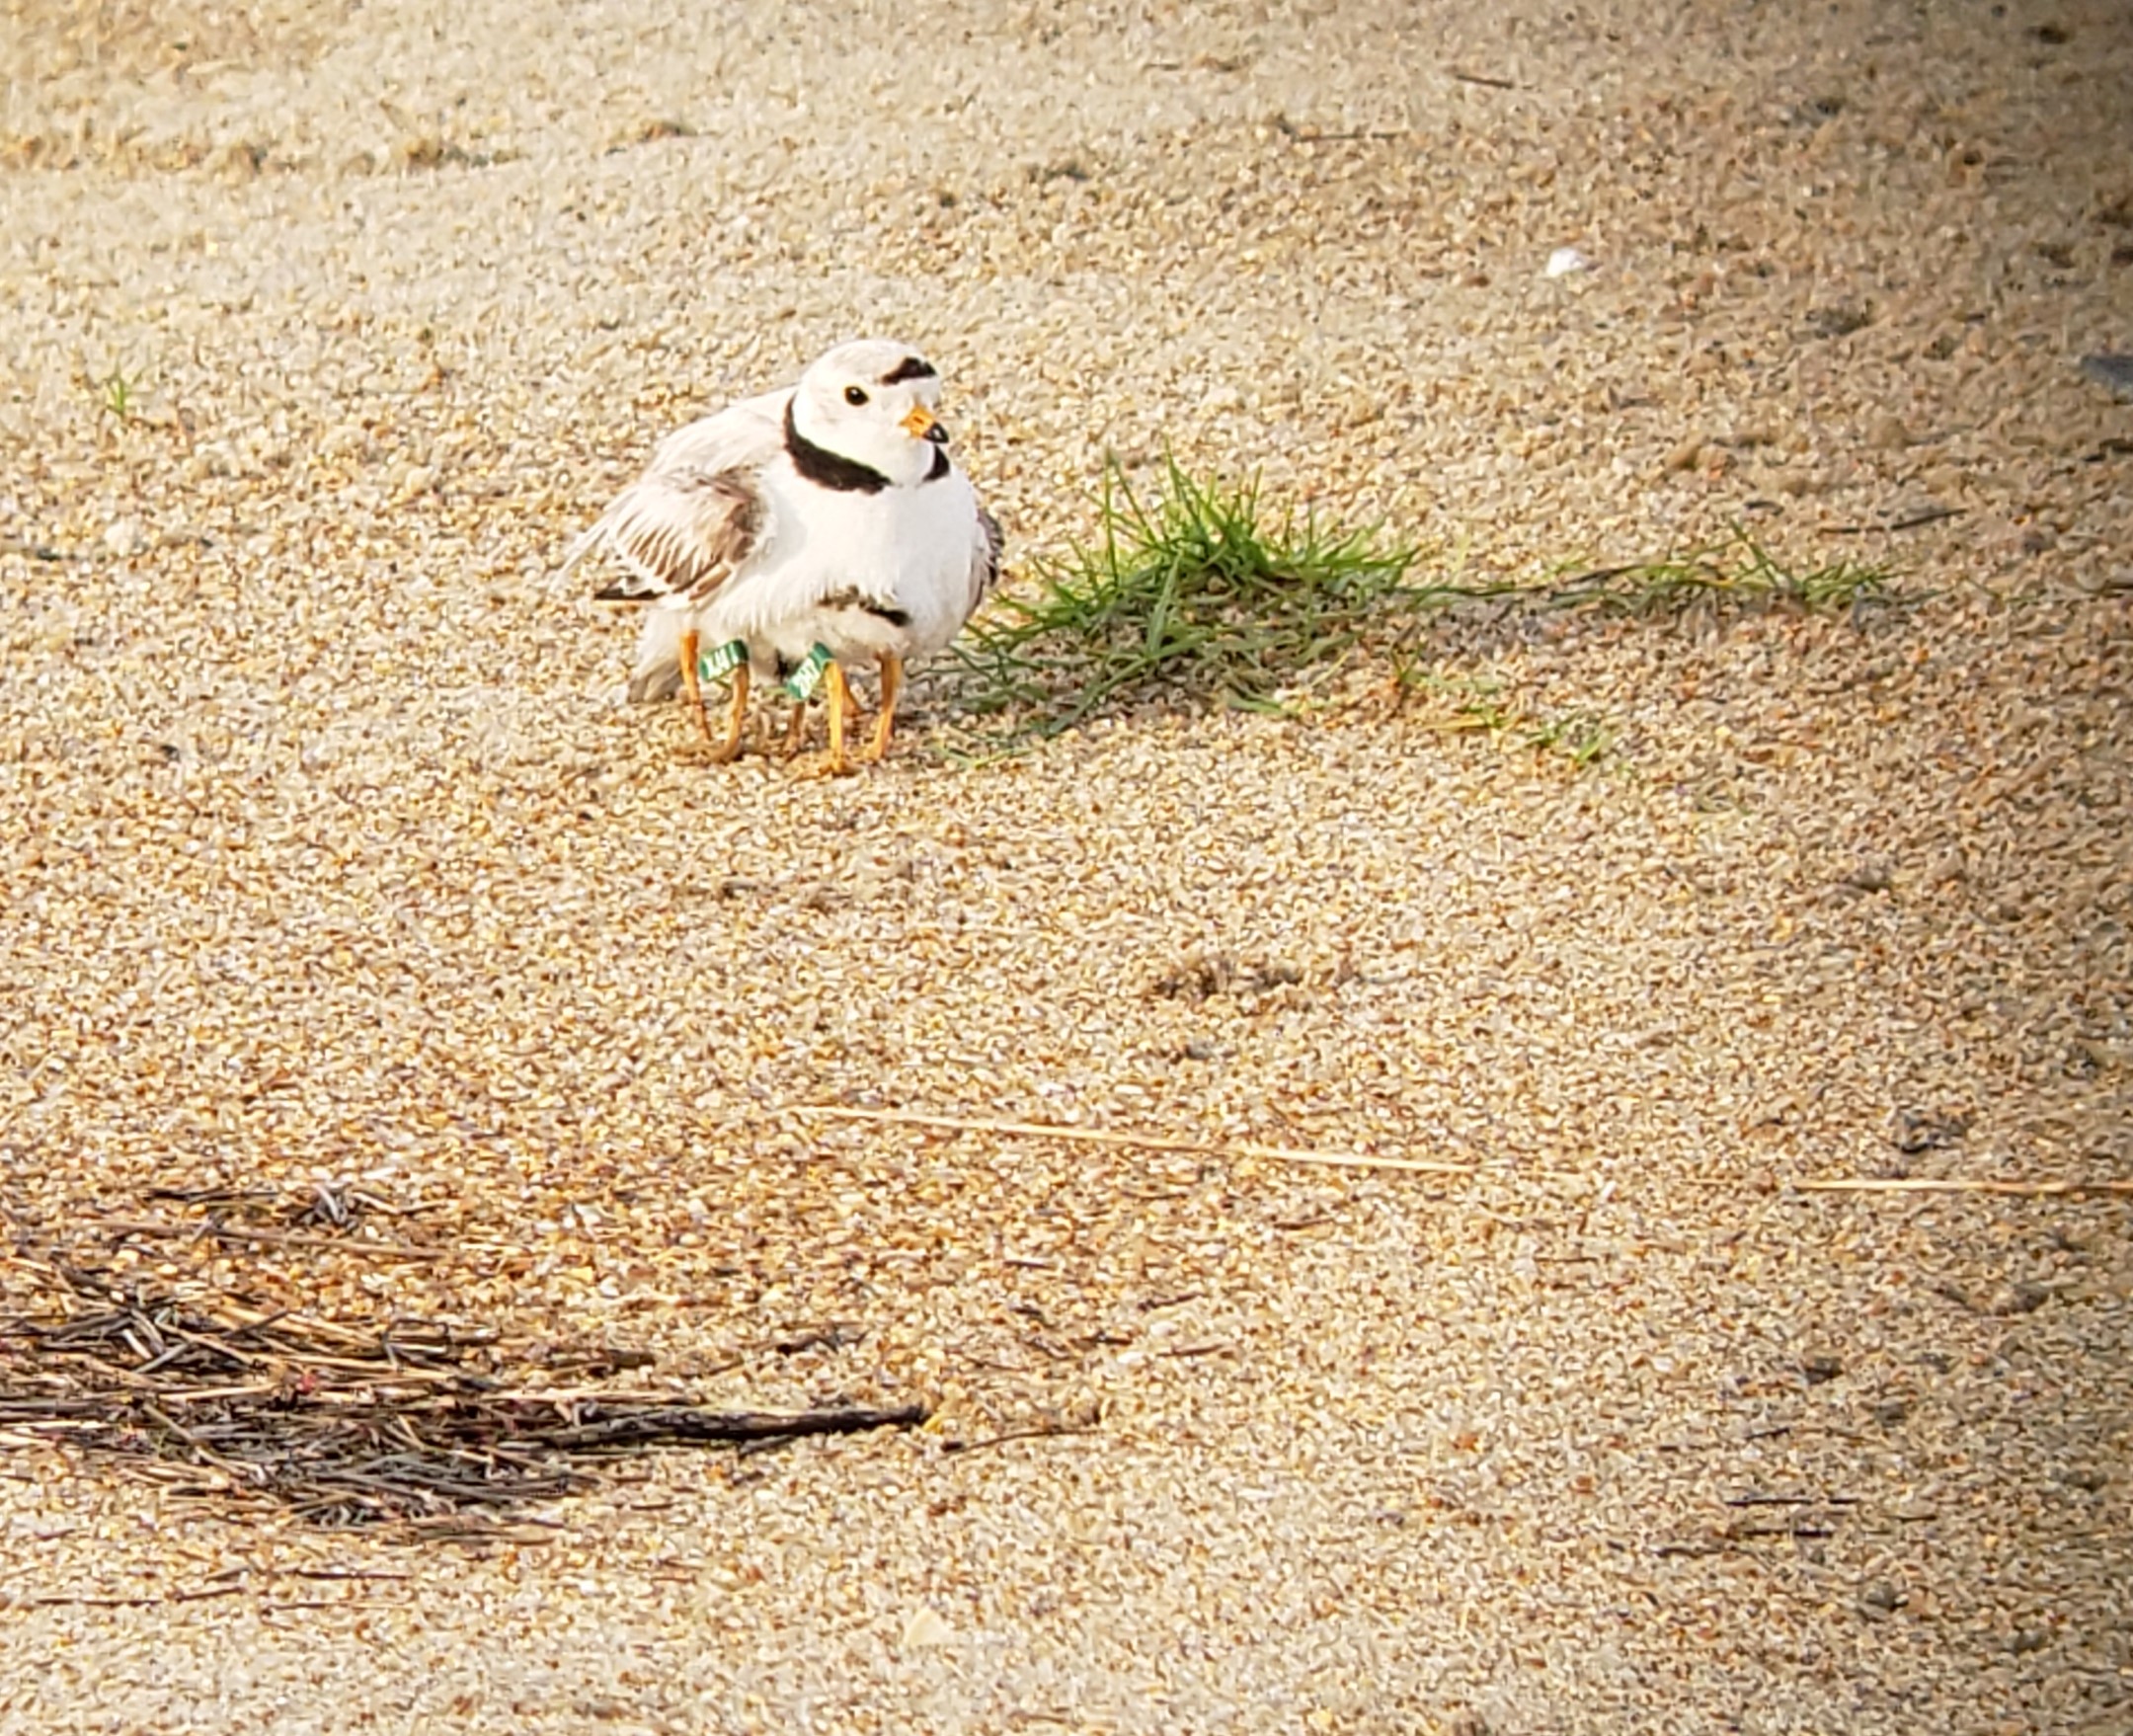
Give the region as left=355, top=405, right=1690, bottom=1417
left=899, top=1607, right=954, bottom=1650
left=1544, top=246, right=1596, bottom=277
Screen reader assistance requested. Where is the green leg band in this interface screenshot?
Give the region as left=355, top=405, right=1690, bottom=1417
left=780, top=643, right=833, bottom=702
left=695, top=639, right=749, bottom=684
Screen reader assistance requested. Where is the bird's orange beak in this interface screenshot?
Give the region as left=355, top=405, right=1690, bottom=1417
left=900, top=403, right=939, bottom=441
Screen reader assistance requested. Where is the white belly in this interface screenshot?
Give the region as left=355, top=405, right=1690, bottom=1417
left=705, top=467, right=981, bottom=669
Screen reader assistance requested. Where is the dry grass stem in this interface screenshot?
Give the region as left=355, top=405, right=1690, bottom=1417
left=1799, top=1176, right=2133, bottom=1200
left=791, top=1105, right=1477, bottom=1175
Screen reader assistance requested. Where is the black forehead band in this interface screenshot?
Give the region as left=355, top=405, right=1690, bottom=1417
left=879, top=355, right=937, bottom=385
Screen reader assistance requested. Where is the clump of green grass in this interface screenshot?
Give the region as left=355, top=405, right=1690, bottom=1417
left=942, top=465, right=1896, bottom=757
left=946, top=455, right=1429, bottom=739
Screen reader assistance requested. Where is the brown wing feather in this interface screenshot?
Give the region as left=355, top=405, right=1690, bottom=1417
left=977, top=508, right=1004, bottom=595
left=588, top=468, right=764, bottom=606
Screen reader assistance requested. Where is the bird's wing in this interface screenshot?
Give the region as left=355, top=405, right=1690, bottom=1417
left=649, top=387, right=788, bottom=472
left=973, top=506, right=1004, bottom=605
left=582, top=468, right=765, bottom=606
left=563, top=390, right=789, bottom=603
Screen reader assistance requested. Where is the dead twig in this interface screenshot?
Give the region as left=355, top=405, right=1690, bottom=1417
left=1884, top=507, right=1963, bottom=532
left=1800, top=1176, right=2133, bottom=1199
left=791, top=1105, right=1473, bottom=1176
left=260, top=1599, right=409, bottom=1613
left=511, top=1402, right=927, bottom=1452
left=25, top=1586, right=247, bottom=1608
left=1820, top=508, right=1964, bottom=534
left=92, top=1218, right=446, bottom=1261
left=941, top=1423, right=1098, bottom=1457
left=1722, top=1491, right=1861, bottom=1508
left=283, top=1568, right=412, bottom=1582
left=1278, top=125, right=1409, bottom=142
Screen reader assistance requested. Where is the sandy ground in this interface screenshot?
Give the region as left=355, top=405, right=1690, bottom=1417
left=2, top=1, right=2130, bottom=1731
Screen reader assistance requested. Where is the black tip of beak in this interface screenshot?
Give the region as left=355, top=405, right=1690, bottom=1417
left=926, top=423, right=951, bottom=444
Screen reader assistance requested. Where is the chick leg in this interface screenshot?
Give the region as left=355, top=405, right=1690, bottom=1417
left=706, top=663, right=750, bottom=764
left=676, top=626, right=714, bottom=746
left=823, top=660, right=853, bottom=777
left=864, top=652, right=903, bottom=763
left=781, top=702, right=809, bottom=758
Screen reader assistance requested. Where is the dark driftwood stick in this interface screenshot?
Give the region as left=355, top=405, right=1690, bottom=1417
left=516, top=1402, right=929, bottom=1451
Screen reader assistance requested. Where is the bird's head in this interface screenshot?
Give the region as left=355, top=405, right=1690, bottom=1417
left=788, top=339, right=952, bottom=487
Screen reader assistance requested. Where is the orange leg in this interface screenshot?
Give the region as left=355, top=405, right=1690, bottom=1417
left=823, top=661, right=853, bottom=776
left=706, top=663, right=749, bottom=764
left=677, top=626, right=714, bottom=746
left=863, top=653, right=903, bottom=763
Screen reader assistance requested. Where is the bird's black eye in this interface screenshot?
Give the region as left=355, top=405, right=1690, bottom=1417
left=843, top=385, right=868, bottom=406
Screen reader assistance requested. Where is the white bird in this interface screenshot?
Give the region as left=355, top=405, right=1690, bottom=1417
left=564, top=338, right=1002, bottom=773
